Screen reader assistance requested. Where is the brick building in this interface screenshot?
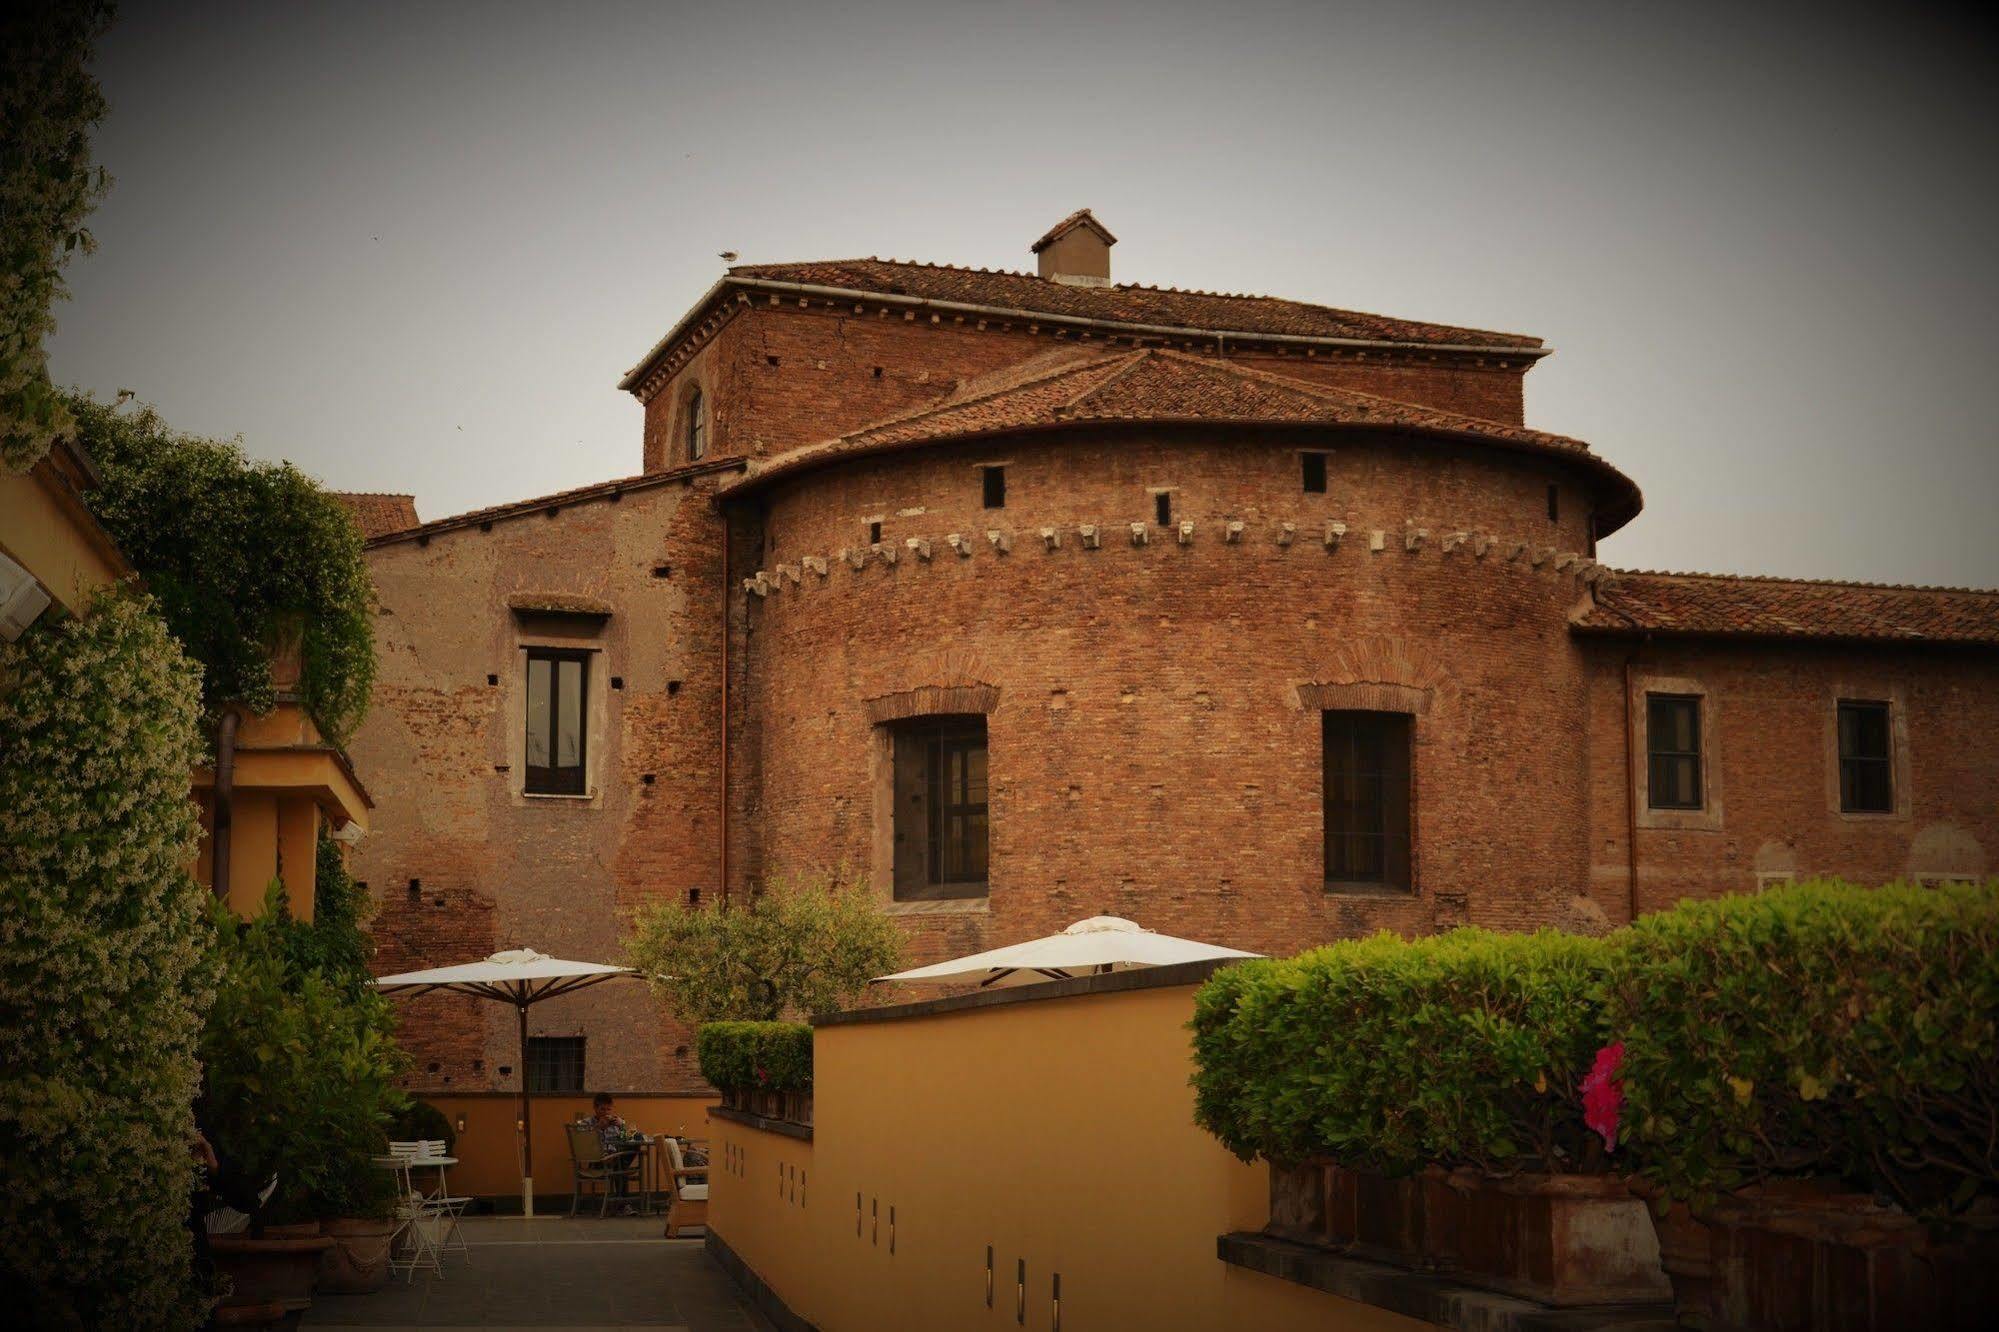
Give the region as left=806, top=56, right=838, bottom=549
left=345, top=211, right=1999, bottom=1097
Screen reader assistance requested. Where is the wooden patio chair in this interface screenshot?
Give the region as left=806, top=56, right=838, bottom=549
left=660, top=1136, right=709, bottom=1237
left=564, top=1122, right=638, bottom=1217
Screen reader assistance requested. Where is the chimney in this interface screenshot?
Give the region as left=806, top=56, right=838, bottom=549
left=1031, top=209, right=1116, bottom=286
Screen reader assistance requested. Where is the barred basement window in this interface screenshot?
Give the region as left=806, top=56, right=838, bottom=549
left=1323, top=711, right=1412, bottom=891
left=1646, top=694, right=1703, bottom=810
left=525, top=647, right=589, bottom=795
left=525, top=1036, right=584, bottom=1092
left=1838, top=700, right=1894, bottom=813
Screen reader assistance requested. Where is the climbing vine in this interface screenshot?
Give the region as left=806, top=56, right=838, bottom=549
left=66, top=390, right=377, bottom=746
left=0, top=587, right=215, bottom=1329
left=0, top=2, right=116, bottom=471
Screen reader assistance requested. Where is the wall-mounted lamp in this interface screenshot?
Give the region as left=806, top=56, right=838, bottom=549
left=455, top=1114, right=467, bottom=1134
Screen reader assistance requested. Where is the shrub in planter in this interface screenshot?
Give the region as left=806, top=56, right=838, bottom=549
left=201, top=887, right=408, bottom=1228
left=1192, top=929, right=1666, bottom=1306
left=1192, top=928, right=1612, bottom=1174
left=1600, top=878, right=1999, bottom=1217
left=697, top=1021, right=812, bottom=1101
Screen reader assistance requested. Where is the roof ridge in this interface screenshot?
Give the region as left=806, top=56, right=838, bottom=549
left=845, top=350, right=1126, bottom=441
left=1056, top=348, right=1155, bottom=414
left=1606, top=567, right=1999, bottom=597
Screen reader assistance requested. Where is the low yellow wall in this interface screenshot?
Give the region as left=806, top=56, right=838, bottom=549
left=412, top=1091, right=718, bottom=1201
left=707, top=978, right=1424, bottom=1331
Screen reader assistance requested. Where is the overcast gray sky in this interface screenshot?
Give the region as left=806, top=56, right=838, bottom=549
left=48, top=0, right=1999, bottom=587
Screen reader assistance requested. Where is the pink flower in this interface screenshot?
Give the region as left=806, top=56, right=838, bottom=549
left=1581, top=1041, right=1625, bottom=1151
left=754, top=1064, right=769, bottom=1086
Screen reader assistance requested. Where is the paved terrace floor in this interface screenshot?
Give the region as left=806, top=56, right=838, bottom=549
left=303, top=1216, right=770, bottom=1331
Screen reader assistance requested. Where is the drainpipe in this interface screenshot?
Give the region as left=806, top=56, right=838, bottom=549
left=212, top=709, right=241, bottom=901
left=1622, top=650, right=1641, bottom=924
left=719, top=501, right=730, bottom=907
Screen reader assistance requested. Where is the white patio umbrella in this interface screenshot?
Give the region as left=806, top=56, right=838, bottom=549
left=374, top=948, right=637, bottom=1216
left=873, top=916, right=1262, bottom=989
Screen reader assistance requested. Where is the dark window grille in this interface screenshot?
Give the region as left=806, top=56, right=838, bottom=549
left=1647, top=694, right=1703, bottom=810
left=525, top=647, right=590, bottom=795
left=982, top=466, right=1006, bottom=509
left=1838, top=700, right=1893, bottom=813
left=1323, top=711, right=1412, bottom=890
left=525, top=1035, right=584, bottom=1092
left=686, top=388, right=706, bottom=460
left=927, top=724, right=989, bottom=885
left=1302, top=452, right=1328, bottom=493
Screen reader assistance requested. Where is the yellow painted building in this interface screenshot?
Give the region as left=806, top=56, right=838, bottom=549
left=4, top=441, right=370, bottom=919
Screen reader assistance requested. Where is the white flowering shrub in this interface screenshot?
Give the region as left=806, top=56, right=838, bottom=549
left=0, top=588, right=215, bottom=1329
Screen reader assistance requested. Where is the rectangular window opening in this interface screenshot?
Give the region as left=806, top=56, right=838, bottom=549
left=1646, top=694, right=1703, bottom=810
left=525, top=1035, right=584, bottom=1092
left=1153, top=491, right=1172, bottom=526
left=1322, top=711, right=1413, bottom=891
left=890, top=715, right=989, bottom=901
left=868, top=520, right=883, bottom=544
left=1302, top=452, right=1328, bottom=494
left=1838, top=700, right=1894, bottom=813
left=525, top=647, right=590, bottom=795
left=1547, top=483, right=1560, bottom=522
left=982, top=466, right=1006, bottom=510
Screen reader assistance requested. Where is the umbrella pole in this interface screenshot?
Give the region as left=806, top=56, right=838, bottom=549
left=517, top=999, right=533, bottom=1218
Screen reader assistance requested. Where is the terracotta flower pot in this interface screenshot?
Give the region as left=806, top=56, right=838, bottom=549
left=317, top=1216, right=398, bottom=1294
left=210, top=1233, right=335, bottom=1314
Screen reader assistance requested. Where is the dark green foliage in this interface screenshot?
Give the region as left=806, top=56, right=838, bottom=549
left=390, top=1099, right=458, bottom=1155
left=201, top=887, right=408, bottom=1224
left=0, top=587, right=212, bottom=1329
left=697, top=1022, right=813, bottom=1094
left=0, top=0, right=114, bottom=470
left=1601, top=878, right=1999, bottom=1216
left=1191, top=929, right=1612, bottom=1174
left=65, top=391, right=376, bottom=745
left=272, top=833, right=375, bottom=995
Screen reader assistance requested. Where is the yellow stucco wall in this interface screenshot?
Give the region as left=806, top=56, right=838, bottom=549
left=0, top=452, right=130, bottom=616
left=413, top=1092, right=718, bottom=1200
left=707, top=980, right=1426, bottom=1331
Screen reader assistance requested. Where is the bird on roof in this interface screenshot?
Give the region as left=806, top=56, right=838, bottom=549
left=718, top=251, right=739, bottom=262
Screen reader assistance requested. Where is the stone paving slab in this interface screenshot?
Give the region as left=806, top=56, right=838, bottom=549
left=303, top=1217, right=769, bottom=1330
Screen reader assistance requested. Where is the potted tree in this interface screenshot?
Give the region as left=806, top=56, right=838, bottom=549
left=201, top=885, right=409, bottom=1312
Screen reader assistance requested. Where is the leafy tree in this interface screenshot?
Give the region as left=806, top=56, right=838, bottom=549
left=271, top=832, right=377, bottom=996
left=0, top=587, right=214, bottom=1329
left=66, top=390, right=377, bottom=745
left=626, top=873, right=903, bottom=1022
left=1, top=1, right=115, bottom=471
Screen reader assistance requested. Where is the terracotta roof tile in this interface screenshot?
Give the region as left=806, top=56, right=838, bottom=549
left=724, top=348, right=1640, bottom=529
left=723, top=257, right=1542, bottom=351
left=364, top=458, right=744, bottom=549
left=331, top=492, right=419, bottom=539
left=1031, top=208, right=1118, bottom=252
left=1575, top=571, right=1999, bottom=646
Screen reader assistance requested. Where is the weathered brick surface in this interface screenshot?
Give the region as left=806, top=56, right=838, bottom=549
left=357, top=262, right=1999, bottom=1099
left=1582, top=639, right=1999, bottom=914
left=352, top=476, right=727, bottom=1093
left=641, top=304, right=1526, bottom=471
left=738, top=428, right=1609, bottom=962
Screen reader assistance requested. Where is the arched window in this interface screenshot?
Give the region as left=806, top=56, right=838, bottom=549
left=685, top=388, right=706, bottom=461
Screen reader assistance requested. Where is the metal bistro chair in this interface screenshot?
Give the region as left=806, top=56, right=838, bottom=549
left=565, top=1122, right=639, bottom=1217
left=388, top=1140, right=468, bottom=1265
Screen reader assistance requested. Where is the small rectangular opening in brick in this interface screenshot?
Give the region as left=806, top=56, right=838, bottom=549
left=1302, top=452, right=1328, bottom=493
left=869, top=520, right=883, bottom=544
left=487, top=673, right=498, bottom=686
left=1154, top=491, right=1171, bottom=526
left=610, top=676, right=624, bottom=690
left=652, top=564, right=672, bottom=578
left=982, top=466, right=1006, bottom=509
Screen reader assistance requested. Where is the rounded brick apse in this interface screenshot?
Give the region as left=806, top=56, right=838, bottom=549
left=726, top=404, right=1636, bottom=967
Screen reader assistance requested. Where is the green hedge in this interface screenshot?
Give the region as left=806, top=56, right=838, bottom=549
left=1192, top=928, right=1611, bottom=1174
left=697, top=1022, right=813, bottom=1095
left=1602, top=878, right=1999, bottom=1216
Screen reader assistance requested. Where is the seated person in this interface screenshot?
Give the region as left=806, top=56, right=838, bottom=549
left=590, top=1093, right=641, bottom=1197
